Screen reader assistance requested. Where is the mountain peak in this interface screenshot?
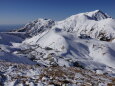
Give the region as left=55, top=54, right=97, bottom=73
left=85, top=10, right=111, bottom=20
left=87, top=10, right=107, bottom=15
left=92, top=10, right=102, bottom=13
left=65, top=10, right=111, bottom=22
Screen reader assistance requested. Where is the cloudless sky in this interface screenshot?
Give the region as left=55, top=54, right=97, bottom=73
left=0, top=0, right=115, bottom=25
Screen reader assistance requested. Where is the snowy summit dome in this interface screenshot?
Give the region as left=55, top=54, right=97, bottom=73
left=85, top=10, right=111, bottom=20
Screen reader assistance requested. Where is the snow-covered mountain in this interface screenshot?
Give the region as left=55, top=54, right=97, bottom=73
left=0, top=10, right=115, bottom=86
left=55, top=10, right=114, bottom=41
left=15, top=18, right=55, bottom=36
left=20, top=10, right=115, bottom=69
left=17, top=10, right=115, bottom=41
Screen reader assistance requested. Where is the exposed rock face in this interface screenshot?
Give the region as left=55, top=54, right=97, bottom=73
left=15, top=19, right=55, bottom=36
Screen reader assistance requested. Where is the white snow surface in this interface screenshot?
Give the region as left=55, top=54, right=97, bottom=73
left=0, top=10, right=115, bottom=77
left=0, top=32, right=36, bottom=65
left=21, top=10, right=115, bottom=75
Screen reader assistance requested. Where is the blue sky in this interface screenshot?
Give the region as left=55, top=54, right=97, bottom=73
left=0, top=0, right=115, bottom=25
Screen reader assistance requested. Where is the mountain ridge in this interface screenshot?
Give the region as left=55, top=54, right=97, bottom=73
left=18, top=10, right=115, bottom=70
left=0, top=10, right=115, bottom=86
left=15, top=10, right=114, bottom=41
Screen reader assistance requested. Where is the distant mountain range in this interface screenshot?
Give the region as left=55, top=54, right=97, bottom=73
left=0, top=24, right=24, bottom=32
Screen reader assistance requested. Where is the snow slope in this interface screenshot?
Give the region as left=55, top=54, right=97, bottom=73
left=54, top=10, right=115, bottom=40
left=0, top=10, right=115, bottom=86
left=0, top=33, right=23, bottom=45
left=0, top=32, right=36, bottom=65
left=20, top=10, right=115, bottom=75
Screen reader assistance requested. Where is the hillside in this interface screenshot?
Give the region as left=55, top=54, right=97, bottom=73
left=0, top=10, right=115, bottom=86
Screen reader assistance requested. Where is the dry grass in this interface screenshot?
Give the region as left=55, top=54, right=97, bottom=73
left=0, top=62, right=114, bottom=86
left=107, top=83, right=115, bottom=86
left=38, top=66, right=113, bottom=85
left=107, top=78, right=115, bottom=86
